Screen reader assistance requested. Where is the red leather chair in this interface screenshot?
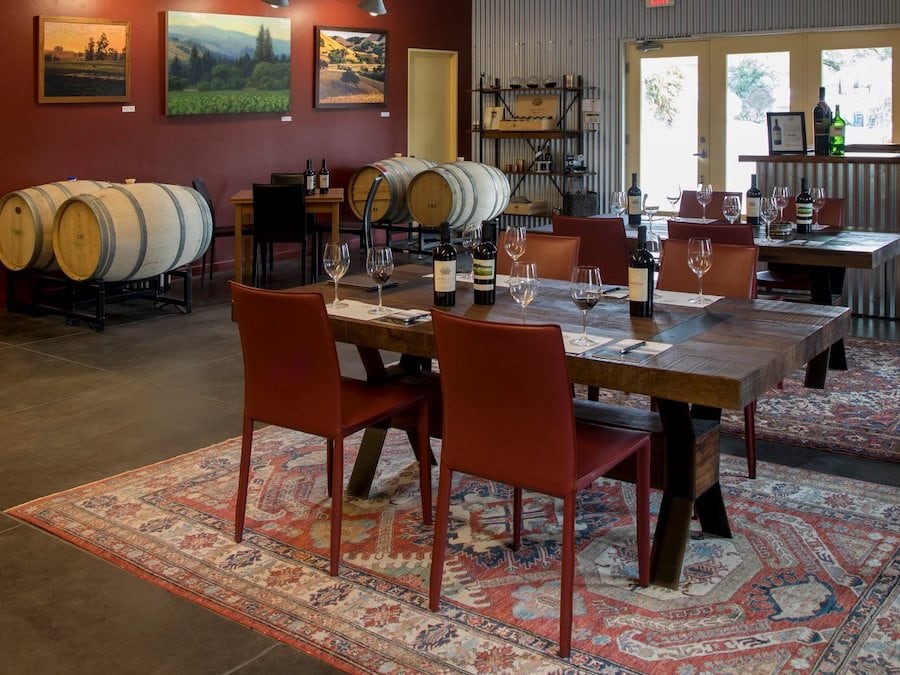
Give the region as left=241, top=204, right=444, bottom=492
left=429, top=310, right=650, bottom=657
left=657, top=239, right=761, bottom=477
left=551, top=215, right=629, bottom=285
left=230, top=282, right=432, bottom=576
left=678, top=190, right=743, bottom=220
left=497, top=232, right=580, bottom=280
left=666, top=220, right=756, bottom=247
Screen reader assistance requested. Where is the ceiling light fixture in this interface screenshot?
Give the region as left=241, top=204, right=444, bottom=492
left=358, top=0, right=387, bottom=16
left=262, top=0, right=289, bottom=8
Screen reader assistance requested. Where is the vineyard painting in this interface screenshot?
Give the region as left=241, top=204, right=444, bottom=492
left=165, top=11, right=290, bottom=116
left=315, top=27, right=387, bottom=108
left=38, top=17, right=131, bottom=103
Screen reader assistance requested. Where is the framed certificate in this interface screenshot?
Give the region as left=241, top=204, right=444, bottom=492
left=767, top=112, right=808, bottom=155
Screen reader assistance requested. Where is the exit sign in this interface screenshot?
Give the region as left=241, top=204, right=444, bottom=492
left=646, top=0, right=675, bottom=7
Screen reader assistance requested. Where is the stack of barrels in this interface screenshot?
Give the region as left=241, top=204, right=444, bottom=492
left=0, top=181, right=212, bottom=282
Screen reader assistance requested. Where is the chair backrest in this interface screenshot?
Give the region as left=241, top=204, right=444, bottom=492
left=786, top=196, right=844, bottom=227
left=252, top=183, right=308, bottom=240
left=192, top=177, right=215, bottom=223
left=666, top=220, right=755, bottom=246
left=678, top=190, right=743, bottom=220
left=270, top=172, right=305, bottom=185
left=432, top=311, right=577, bottom=494
left=657, top=239, right=758, bottom=299
left=497, top=232, right=580, bottom=280
left=551, top=215, right=629, bottom=285
left=230, top=282, right=343, bottom=437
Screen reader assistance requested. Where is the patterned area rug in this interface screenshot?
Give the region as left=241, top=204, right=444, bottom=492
left=8, top=428, right=899, bottom=673
left=579, top=336, right=899, bottom=463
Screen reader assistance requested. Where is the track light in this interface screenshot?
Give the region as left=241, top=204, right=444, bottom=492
left=262, top=0, right=289, bottom=7
left=358, top=0, right=387, bottom=15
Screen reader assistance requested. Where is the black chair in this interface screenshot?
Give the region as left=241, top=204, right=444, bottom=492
left=251, top=183, right=314, bottom=287
left=193, top=177, right=251, bottom=288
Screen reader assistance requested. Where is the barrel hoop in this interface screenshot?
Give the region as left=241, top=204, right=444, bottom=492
left=77, top=194, right=117, bottom=280
left=457, top=165, right=482, bottom=224
left=156, top=184, right=190, bottom=270
left=107, top=186, right=149, bottom=280
left=13, top=190, right=45, bottom=268
left=53, top=181, right=75, bottom=198
left=181, top=185, right=213, bottom=258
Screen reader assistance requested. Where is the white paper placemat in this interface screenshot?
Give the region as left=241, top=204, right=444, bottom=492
left=562, top=332, right=613, bottom=355
left=325, top=299, right=385, bottom=320
left=653, top=289, right=724, bottom=307
left=584, top=338, right=673, bottom=360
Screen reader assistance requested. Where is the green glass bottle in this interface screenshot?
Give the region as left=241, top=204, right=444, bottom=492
left=829, top=105, right=845, bottom=157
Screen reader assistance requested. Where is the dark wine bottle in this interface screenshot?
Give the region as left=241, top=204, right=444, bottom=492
left=772, top=118, right=782, bottom=146
left=796, top=176, right=813, bottom=234
left=813, top=86, right=832, bottom=156
left=628, top=225, right=654, bottom=317
left=627, top=172, right=642, bottom=226
left=472, top=223, right=497, bottom=305
left=304, top=159, right=316, bottom=195
left=432, top=222, right=457, bottom=306
left=746, top=173, right=761, bottom=226
left=829, top=105, right=845, bottom=157
left=318, top=158, right=330, bottom=194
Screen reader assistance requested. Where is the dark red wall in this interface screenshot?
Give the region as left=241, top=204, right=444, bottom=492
left=0, top=0, right=471, bottom=309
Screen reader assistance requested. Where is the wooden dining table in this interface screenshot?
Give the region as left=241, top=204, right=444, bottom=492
left=229, top=188, right=345, bottom=286
left=306, top=265, right=850, bottom=588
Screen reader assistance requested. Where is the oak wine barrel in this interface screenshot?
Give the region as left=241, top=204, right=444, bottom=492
left=347, top=156, right=437, bottom=223
left=406, top=160, right=510, bottom=230
left=52, top=183, right=212, bottom=282
left=0, top=180, right=112, bottom=272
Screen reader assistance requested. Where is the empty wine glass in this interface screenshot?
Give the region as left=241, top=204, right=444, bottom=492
left=687, top=237, right=713, bottom=305
left=696, top=184, right=713, bottom=220
left=609, top=191, right=627, bottom=217
left=759, top=197, right=778, bottom=242
left=503, top=225, right=527, bottom=263
left=722, top=195, right=741, bottom=224
left=643, top=198, right=660, bottom=227
left=569, top=266, right=602, bottom=346
left=508, top=261, right=538, bottom=322
left=666, top=185, right=682, bottom=212
left=772, top=186, right=790, bottom=224
left=322, top=241, right=351, bottom=309
left=810, top=187, right=826, bottom=226
left=365, top=246, right=393, bottom=314
left=460, top=221, right=482, bottom=281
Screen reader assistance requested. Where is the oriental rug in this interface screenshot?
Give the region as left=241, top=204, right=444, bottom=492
left=7, top=428, right=900, bottom=674
left=579, top=336, right=900, bottom=464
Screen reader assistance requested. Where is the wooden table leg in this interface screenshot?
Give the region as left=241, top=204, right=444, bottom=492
left=804, top=265, right=847, bottom=388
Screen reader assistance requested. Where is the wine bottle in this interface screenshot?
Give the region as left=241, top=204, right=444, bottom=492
left=796, top=177, right=813, bottom=234
left=304, top=159, right=316, bottom=195
left=432, top=222, right=457, bottom=307
left=829, top=105, right=845, bottom=157
left=627, top=172, right=642, bottom=226
left=746, top=173, right=761, bottom=226
left=628, top=225, right=654, bottom=318
left=772, top=118, right=782, bottom=146
left=318, top=158, right=330, bottom=194
left=813, top=86, right=832, bottom=156
left=472, top=223, right=497, bottom=305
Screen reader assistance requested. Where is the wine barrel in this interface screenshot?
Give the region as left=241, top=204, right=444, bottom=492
left=347, top=156, right=437, bottom=223
left=0, top=180, right=112, bottom=272
left=52, top=183, right=212, bottom=282
left=406, top=161, right=510, bottom=230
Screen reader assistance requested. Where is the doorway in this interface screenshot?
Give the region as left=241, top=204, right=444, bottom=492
left=408, top=49, right=458, bottom=164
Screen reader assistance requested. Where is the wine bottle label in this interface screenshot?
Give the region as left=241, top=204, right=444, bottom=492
left=306, top=176, right=316, bottom=191
left=319, top=174, right=329, bottom=189
left=433, top=260, right=457, bottom=292
left=628, top=267, right=649, bottom=302
left=796, top=203, right=813, bottom=223
left=472, top=259, right=495, bottom=291
left=747, top=197, right=760, bottom=218
left=627, top=195, right=642, bottom=215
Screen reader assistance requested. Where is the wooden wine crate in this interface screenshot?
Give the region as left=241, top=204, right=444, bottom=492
left=498, top=118, right=556, bottom=131
left=504, top=200, right=548, bottom=215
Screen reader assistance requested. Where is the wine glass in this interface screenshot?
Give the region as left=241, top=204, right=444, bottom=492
left=569, top=266, right=602, bottom=346
left=810, top=187, right=826, bottom=226
left=503, top=225, right=527, bottom=263
left=508, top=261, right=538, bottom=322
left=772, top=186, right=790, bottom=224
left=460, top=221, right=482, bottom=281
left=696, top=184, right=713, bottom=220
left=722, top=195, right=742, bottom=224
left=666, top=185, right=682, bottom=213
left=643, top=199, right=660, bottom=228
left=609, top=191, right=627, bottom=217
left=686, top=237, right=713, bottom=305
left=365, top=246, right=394, bottom=314
left=322, top=241, right=351, bottom=309
left=759, top=197, right=778, bottom=242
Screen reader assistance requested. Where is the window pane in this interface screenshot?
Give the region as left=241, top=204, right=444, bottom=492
left=725, top=52, right=790, bottom=198
left=822, top=47, right=893, bottom=145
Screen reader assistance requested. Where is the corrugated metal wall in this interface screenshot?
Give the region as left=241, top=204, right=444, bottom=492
left=472, top=0, right=900, bottom=317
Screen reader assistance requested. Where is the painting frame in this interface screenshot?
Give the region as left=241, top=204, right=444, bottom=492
left=315, top=26, right=387, bottom=109
left=38, top=16, right=131, bottom=103
left=164, top=10, right=291, bottom=117
left=766, top=112, right=808, bottom=155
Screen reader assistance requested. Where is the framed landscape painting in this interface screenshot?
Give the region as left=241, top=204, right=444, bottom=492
left=315, top=27, right=387, bottom=108
left=38, top=16, right=131, bottom=103
left=165, top=11, right=291, bottom=116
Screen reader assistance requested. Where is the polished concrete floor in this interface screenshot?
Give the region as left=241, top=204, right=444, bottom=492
left=1, top=259, right=897, bottom=674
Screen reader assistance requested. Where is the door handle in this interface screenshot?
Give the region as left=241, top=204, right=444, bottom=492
left=693, top=149, right=708, bottom=158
